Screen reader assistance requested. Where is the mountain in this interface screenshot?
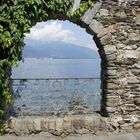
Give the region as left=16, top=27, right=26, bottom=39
left=22, top=41, right=99, bottom=59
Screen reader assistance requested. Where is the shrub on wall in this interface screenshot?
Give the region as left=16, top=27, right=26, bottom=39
left=0, top=0, right=93, bottom=133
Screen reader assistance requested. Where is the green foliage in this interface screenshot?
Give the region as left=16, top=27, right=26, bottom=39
left=0, top=0, right=93, bottom=133
left=67, top=0, right=93, bottom=17
left=47, top=0, right=73, bottom=14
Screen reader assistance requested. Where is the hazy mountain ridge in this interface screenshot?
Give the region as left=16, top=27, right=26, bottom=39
left=22, top=41, right=99, bottom=58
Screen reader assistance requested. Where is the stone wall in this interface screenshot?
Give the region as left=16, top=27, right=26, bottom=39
left=6, top=114, right=140, bottom=136
left=8, top=0, right=140, bottom=135
left=72, top=0, right=140, bottom=123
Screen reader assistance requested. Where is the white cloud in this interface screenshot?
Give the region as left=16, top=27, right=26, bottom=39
left=24, top=21, right=98, bottom=51
left=25, top=21, right=76, bottom=45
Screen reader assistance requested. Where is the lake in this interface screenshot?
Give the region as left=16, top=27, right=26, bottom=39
left=12, top=58, right=101, bottom=114
left=12, top=58, right=101, bottom=78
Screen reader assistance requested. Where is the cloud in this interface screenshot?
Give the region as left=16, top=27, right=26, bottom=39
left=24, top=21, right=98, bottom=51
left=25, top=21, right=76, bottom=45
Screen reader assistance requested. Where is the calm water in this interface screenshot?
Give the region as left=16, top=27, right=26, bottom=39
left=12, top=58, right=101, bottom=114
left=12, top=58, right=101, bottom=78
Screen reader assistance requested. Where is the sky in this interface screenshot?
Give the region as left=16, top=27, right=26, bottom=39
left=24, top=20, right=98, bottom=51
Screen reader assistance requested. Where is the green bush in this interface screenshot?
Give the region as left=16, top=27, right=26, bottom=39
left=0, top=0, right=92, bottom=133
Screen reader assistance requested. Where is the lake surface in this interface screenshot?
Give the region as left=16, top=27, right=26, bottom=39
left=12, top=58, right=101, bottom=114
left=12, top=58, right=101, bottom=78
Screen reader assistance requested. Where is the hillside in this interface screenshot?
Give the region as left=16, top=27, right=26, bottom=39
left=22, top=41, right=99, bottom=59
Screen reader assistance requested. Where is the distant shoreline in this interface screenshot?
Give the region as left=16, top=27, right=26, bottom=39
left=23, top=57, right=100, bottom=59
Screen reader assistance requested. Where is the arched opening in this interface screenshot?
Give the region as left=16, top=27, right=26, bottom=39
left=1, top=0, right=140, bottom=136
left=11, top=20, right=102, bottom=115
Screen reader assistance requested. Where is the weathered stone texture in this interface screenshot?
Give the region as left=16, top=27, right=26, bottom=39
left=81, top=2, right=102, bottom=25
left=7, top=114, right=140, bottom=136
left=7, top=0, right=140, bottom=135
left=82, top=0, right=140, bottom=129
left=80, top=0, right=140, bottom=120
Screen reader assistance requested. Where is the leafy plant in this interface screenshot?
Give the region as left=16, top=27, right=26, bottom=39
left=0, top=0, right=93, bottom=133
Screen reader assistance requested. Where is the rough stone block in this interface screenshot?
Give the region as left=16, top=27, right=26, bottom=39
left=116, top=43, right=125, bottom=50
left=114, top=11, right=127, bottom=18
left=129, top=33, right=140, bottom=41
left=81, top=2, right=102, bottom=25
left=48, top=118, right=56, bottom=131
left=99, top=9, right=110, bottom=16
left=106, top=107, right=117, bottom=113
left=75, top=128, right=90, bottom=134
left=41, top=118, right=49, bottom=130
left=72, top=116, right=85, bottom=129
left=134, top=98, right=140, bottom=106
left=104, top=70, right=117, bottom=76
left=38, top=131, right=53, bottom=137
left=84, top=116, right=93, bottom=129
left=119, top=77, right=128, bottom=86
left=106, top=99, right=119, bottom=107
left=123, top=50, right=139, bottom=59
left=92, top=114, right=101, bottom=128
left=33, top=118, right=42, bottom=131
left=127, top=77, right=139, bottom=84
left=89, top=19, right=104, bottom=34
left=10, top=117, right=33, bottom=135
left=55, top=118, right=63, bottom=131
left=100, top=34, right=112, bottom=45
left=98, top=24, right=120, bottom=38
left=105, top=54, right=117, bottom=61
left=134, top=63, right=140, bottom=68
left=107, top=83, right=121, bottom=89
left=134, top=14, right=140, bottom=25
left=103, top=45, right=116, bottom=55
left=63, top=116, right=72, bottom=130
left=21, top=118, right=34, bottom=134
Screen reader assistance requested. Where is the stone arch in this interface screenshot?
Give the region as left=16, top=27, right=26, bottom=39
left=9, top=0, right=140, bottom=120
left=5, top=0, right=140, bottom=134
left=8, top=0, right=140, bottom=116
left=25, top=17, right=108, bottom=115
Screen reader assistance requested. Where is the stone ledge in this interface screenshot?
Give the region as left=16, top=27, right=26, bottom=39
left=5, top=114, right=140, bottom=136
